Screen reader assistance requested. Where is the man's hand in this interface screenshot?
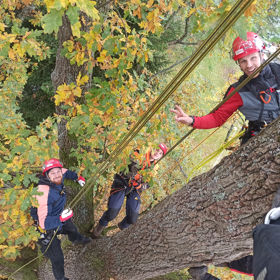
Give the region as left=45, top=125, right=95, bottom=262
left=78, top=176, right=85, bottom=187
left=60, top=208, right=73, bottom=222
left=264, top=207, right=280, bottom=224
left=170, top=105, right=194, bottom=126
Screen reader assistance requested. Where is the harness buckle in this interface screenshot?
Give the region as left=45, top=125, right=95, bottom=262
left=259, top=90, right=272, bottom=104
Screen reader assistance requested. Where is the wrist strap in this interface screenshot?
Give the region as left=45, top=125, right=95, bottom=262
left=190, top=116, right=195, bottom=126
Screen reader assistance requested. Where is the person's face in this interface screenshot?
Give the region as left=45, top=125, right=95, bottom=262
left=48, top=168, right=63, bottom=185
left=238, top=52, right=264, bottom=78
left=151, top=149, right=164, bottom=161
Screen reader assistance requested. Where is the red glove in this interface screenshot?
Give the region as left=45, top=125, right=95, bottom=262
left=78, top=176, right=85, bottom=187
left=60, top=208, right=73, bottom=222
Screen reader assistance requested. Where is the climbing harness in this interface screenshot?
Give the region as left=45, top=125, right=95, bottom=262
left=240, top=120, right=267, bottom=145
left=109, top=151, right=154, bottom=197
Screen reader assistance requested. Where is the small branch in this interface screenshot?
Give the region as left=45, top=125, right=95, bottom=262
left=169, top=41, right=198, bottom=46
left=151, top=55, right=190, bottom=78
left=167, top=2, right=195, bottom=46
left=114, top=6, right=128, bottom=39
left=164, top=8, right=182, bottom=29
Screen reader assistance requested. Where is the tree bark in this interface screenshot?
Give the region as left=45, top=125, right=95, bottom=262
left=51, top=14, right=93, bottom=232
left=40, top=117, right=279, bottom=280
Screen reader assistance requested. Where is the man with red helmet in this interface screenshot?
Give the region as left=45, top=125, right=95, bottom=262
left=171, top=32, right=280, bottom=279
left=30, top=158, right=90, bottom=280
left=171, top=32, right=280, bottom=144
left=92, top=143, right=167, bottom=238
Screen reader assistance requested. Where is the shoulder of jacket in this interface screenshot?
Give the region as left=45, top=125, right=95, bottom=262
left=269, top=62, right=280, bottom=72
left=223, top=84, right=239, bottom=99
left=37, top=184, right=50, bottom=192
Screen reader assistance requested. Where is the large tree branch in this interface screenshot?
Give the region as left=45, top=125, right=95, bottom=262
left=39, top=117, right=280, bottom=280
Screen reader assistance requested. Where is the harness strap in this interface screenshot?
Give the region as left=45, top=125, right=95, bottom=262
left=130, top=152, right=154, bottom=189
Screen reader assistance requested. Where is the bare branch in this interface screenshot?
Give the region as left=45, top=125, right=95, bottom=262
left=167, top=2, right=195, bottom=46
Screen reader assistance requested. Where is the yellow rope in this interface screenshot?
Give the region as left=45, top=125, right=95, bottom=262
left=69, top=0, right=255, bottom=209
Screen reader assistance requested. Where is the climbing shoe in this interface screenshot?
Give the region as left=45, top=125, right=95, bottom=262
left=117, top=222, right=124, bottom=231
left=73, top=236, right=91, bottom=245
left=188, top=266, right=220, bottom=280
left=91, top=224, right=105, bottom=239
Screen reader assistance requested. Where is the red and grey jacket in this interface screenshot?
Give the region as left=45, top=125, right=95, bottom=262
left=30, top=168, right=78, bottom=230
left=192, top=63, right=280, bottom=129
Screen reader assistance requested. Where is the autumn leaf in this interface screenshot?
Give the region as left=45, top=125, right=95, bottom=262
left=244, top=2, right=257, bottom=17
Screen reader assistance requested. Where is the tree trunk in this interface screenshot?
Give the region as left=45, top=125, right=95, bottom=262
left=51, top=14, right=87, bottom=165
left=51, top=14, right=93, bottom=232
left=39, top=117, right=279, bottom=280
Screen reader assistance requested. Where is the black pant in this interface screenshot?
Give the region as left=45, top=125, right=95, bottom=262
left=99, top=188, right=141, bottom=229
left=39, top=219, right=83, bottom=280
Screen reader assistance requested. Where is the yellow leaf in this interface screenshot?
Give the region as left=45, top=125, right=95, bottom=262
left=44, top=0, right=55, bottom=10
left=133, top=6, right=142, bottom=19
left=71, top=21, right=81, bottom=37
left=11, top=208, right=19, bottom=218
left=0, top=23, right=6, bottom=32
left=188, top=7, right=196, bottom=16
left=3, top=211, right=9, bottom=221
left=76, top=104, right=83, bottom=114
left=76, top=0, right=100, bottom=21
left=8, top=49, right=15, bottom=60
left=60, top=0, right=69, bottom=8
left=76, top=73, right=89, bottom=86
left=20, top=214, right=28, bottom=226
left=146, top=0, right=154, bottom=9
left=73, top=87, right=82, bottom=97
left=97, top=50, right=108, bottom=63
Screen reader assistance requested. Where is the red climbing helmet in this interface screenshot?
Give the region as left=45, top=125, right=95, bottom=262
left=42, top=158, right=63, bottom=175
left=232, top=32, right=265, bottom=61
left=158, top=143, right=168, bottom=155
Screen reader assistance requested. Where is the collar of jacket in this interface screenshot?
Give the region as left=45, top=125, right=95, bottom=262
left=38, top=175, right=64, bottom=189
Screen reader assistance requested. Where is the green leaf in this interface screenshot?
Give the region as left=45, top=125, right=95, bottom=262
left=66, top=6, right=80, bottom=25
left=41, top=9, right=64, bottom=34
left=20, top=198, right=31, bottom=211
left=0, top=172, right=12, bottom=181
left=0, top=44, right=10, bottom=58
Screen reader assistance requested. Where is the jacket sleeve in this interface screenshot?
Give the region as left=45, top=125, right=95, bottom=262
left=36, top=185, right=62, bottom=230
left=62, top=168, right=78, bottom=181
left=193, top=87, right=243, bottom=129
